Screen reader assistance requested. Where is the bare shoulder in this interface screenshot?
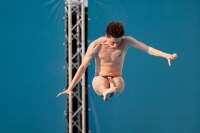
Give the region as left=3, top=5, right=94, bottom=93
left=94, top=36, right=107, bottom=44
left=87, top=37, right=105, bottom=54
left=121, top=36, right=138, bottom=45
left=122, top=36, right=149, bottom=51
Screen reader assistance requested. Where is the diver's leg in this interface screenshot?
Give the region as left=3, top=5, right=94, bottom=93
left=92, top=76, right=117, bottom=101
left=108, top=77, right=125, bottom=96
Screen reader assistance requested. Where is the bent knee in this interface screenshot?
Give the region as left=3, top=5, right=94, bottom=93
left=113, top=77, right=125, bottom=92
left=92, top=76, right=109, bottom=95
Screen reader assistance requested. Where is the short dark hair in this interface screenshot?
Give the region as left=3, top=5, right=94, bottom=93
left=106, top=21, right=125, bottom=38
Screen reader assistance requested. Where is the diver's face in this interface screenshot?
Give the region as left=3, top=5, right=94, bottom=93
left=107, top=36, right=122, bottom=48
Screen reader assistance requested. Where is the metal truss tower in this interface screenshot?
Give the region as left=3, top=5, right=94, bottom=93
left=64, top=0, right=85, bottom=133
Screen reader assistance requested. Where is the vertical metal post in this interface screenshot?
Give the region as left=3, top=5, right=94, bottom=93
left=65, top=0, right=86, bottom=133
left=81, top=1, right=86, bottom=133
left=67, top=0, right=72, bottom=133
left=76, top=3, right=81, bottom=131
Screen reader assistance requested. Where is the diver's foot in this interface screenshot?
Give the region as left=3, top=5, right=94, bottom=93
left=103, top=87, right=117, bottom=101
left=108, top=77, right=116, bottom=87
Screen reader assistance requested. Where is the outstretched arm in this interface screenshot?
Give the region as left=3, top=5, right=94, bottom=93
left=147, top=47, right=177, bottom=66
left=57, top=40, right=100, bottom=97
left=125, top=36, right=178, bottom=66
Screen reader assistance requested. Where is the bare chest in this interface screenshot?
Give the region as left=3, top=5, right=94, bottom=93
left=98, top=45, right=126, bottom=62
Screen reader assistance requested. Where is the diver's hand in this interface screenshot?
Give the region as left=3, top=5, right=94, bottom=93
left=57, top=89, right=72, bottom=97
left=167, top=53, right=178, bottom=66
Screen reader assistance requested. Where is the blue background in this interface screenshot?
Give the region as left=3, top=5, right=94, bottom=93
left=88, top=0, right=200, bottom=133
left=0, top=0, right=66, bottom=133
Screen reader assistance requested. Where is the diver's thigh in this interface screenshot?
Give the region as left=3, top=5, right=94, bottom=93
left=92, top=76, right=109, bottom=95
left=113, top=77, right=125, bottom=92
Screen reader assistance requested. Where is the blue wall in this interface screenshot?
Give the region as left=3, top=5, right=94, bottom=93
left=0, top=0, right=66, bottom=133
left=88, top=0, right=200, bottom=133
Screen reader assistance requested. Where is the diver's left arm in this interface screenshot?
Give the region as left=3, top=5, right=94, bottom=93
left=147, top=47, right=177, bottom=66
left=125, top=36, right=178, bottom=66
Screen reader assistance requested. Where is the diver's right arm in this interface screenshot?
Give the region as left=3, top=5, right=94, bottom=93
left=57, top=39, right=101, bottom=97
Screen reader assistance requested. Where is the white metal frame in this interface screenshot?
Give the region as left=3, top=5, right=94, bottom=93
left=64, top=0, right=85, bottom=133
